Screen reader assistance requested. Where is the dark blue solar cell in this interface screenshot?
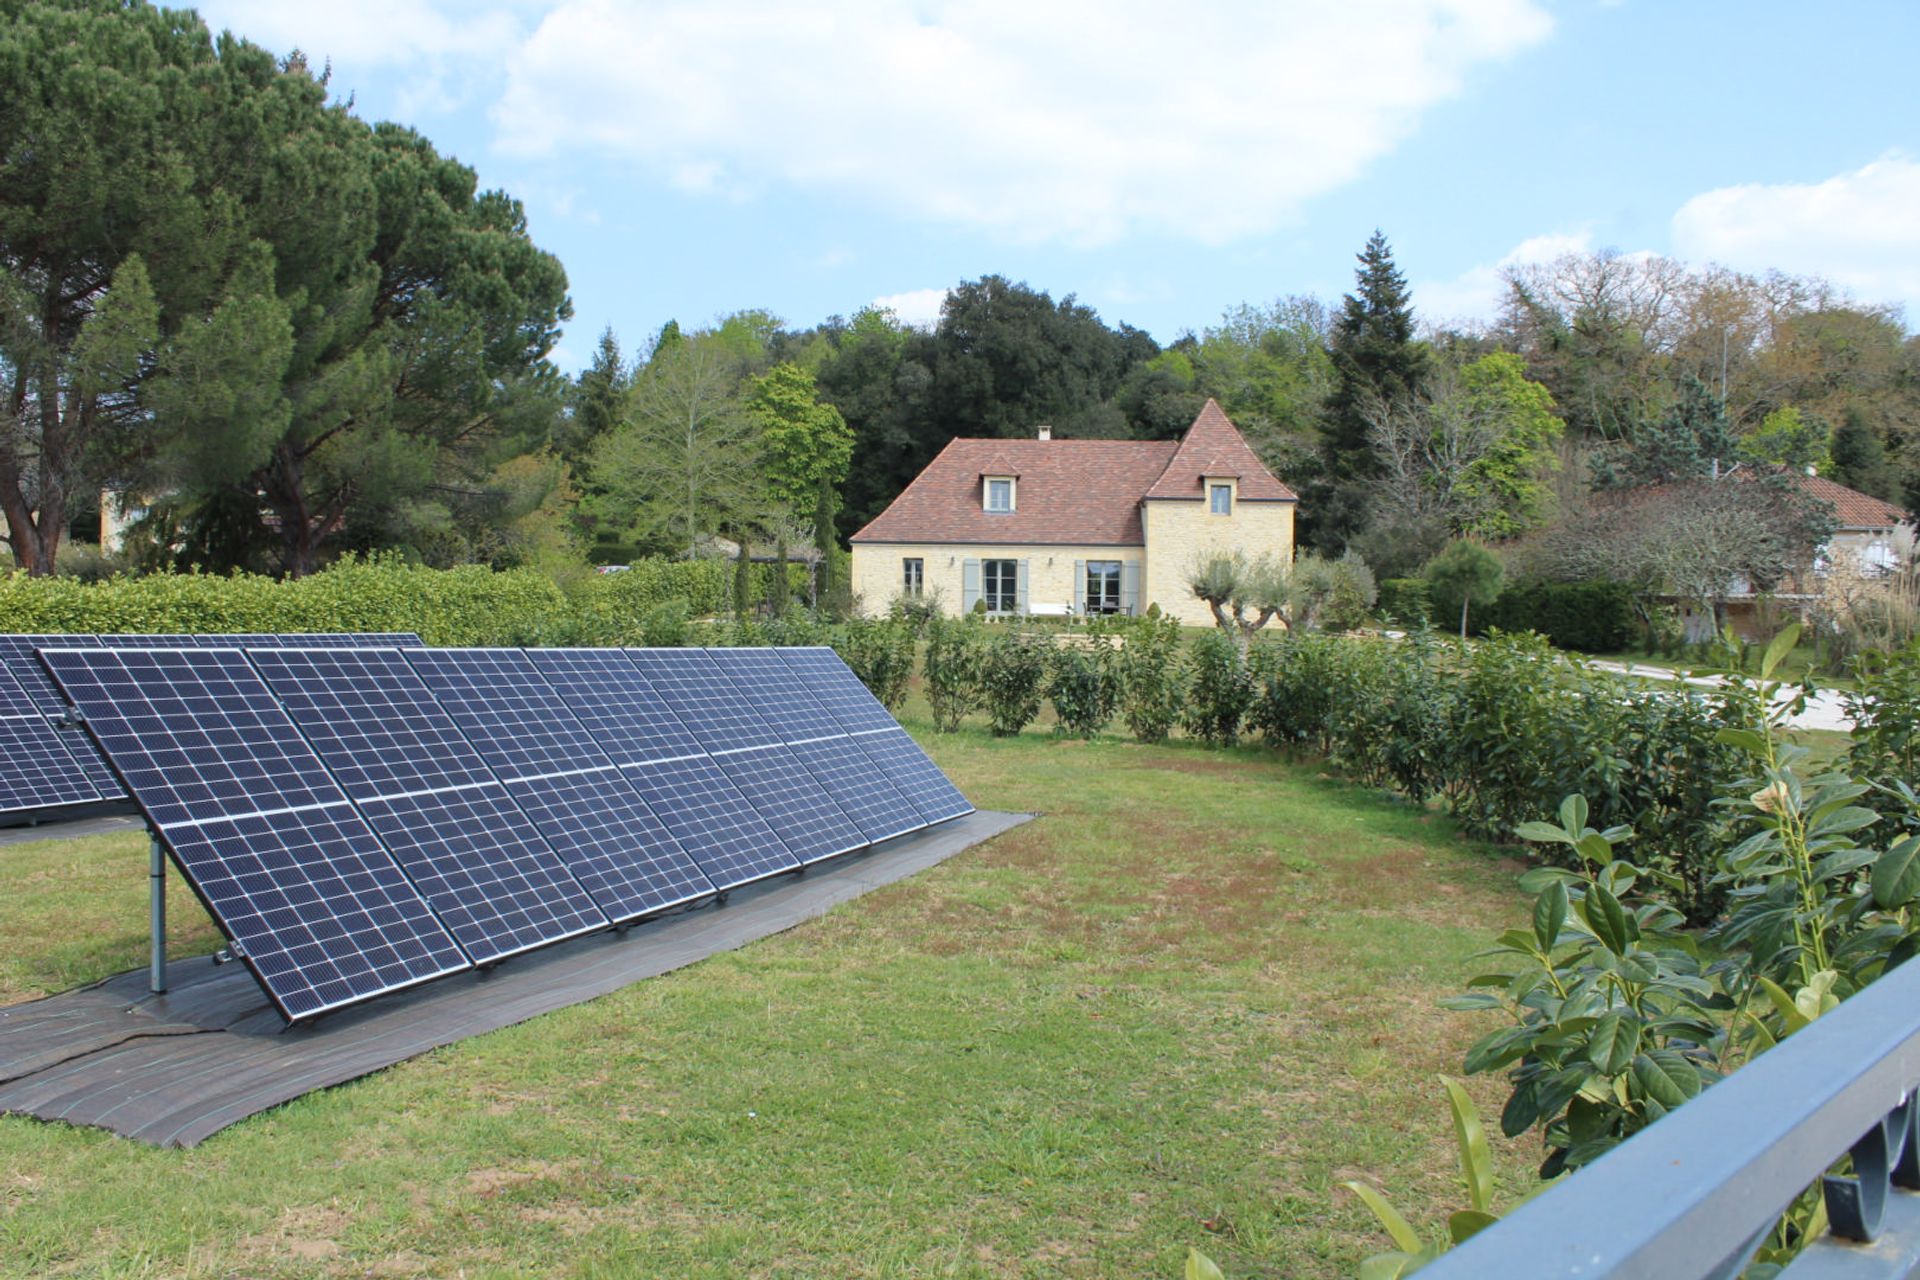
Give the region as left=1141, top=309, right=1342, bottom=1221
left=624, top=648, right=784, bottom=752
left=38, top=646, right=467, bottom=1021
left=524, top=648, right=705, bottom=764
left=850, top=728, right=974, bottom=824
left=353, top=788, right=607, bottom=963
left=701, top=648, right=923, bottom=844
left=166, top=804, right=468, bottom=1020
left=616, top=754, right=801, bottom=889
left=524, top=649, right=801, bottom=889
left=44, top=648, right=353, bottom=828
left=773, top=647, right=973, bottom=824
left=403, top=648, right=713, bottom=920
left=0, top=661, right=103, bottom=813
left=1, top=635, right=125, bottom=801
left=772, top=646, right=903, bottom=733
left=622, top=649, right=866, bottom=864
left=249, top=647, right=608, bottom=963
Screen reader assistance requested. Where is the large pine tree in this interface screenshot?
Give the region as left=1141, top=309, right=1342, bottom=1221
left=1312, top=230, right=1426, bottom=548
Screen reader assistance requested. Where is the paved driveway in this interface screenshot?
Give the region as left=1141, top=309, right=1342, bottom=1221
left=1587, top=660, right=1854, bottom=733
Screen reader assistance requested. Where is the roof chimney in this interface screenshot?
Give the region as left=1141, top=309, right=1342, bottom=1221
left=1037, top=424, right=1052, bottom=441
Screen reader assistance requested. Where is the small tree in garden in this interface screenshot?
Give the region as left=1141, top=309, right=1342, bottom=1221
left=1120, top=614, right=1186, bottom=743
left=1188, top=551, right=1289, bottom=646
left=979, top=628, right=1048, bottom=736
left=1424, top=540, right=1503, bottom=639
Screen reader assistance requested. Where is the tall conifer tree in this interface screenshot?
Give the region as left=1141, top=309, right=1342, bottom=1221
left=1313, top=231, right=1426, bottom=548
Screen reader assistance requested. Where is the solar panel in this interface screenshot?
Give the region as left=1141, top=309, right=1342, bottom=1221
left=702, top=647, right=924, bottom=844
left=0, top=633, right=125, bottom=798
left=207, top=632, right=426, bottom=648
left=774, top=647, right=973, bottom=824
left=624, top=648, right=866, bottom=865
left=0, top=661, right=103, bottom=813
left=39, top=646, right=468, bottom=1021
left=249, top=647, right=608, bottom=964
left=93, top=634, right=202, bottom=647
left=524, top=648, right=800, bottom=890
left=403, top=648, right=714, bottom=920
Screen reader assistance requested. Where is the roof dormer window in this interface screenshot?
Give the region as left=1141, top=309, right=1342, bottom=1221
left=985, top=476, right=1015, bottom=513
left=1209, top=481, right=1233, bottom=516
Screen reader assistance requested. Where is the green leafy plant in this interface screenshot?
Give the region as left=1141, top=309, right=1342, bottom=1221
left=978, top=628, right=1048, bottom=736
left=922, top=617, right=986, bottom=732
left=1183, top=629, right=1253, bottom=746
left=832, top=617, right=916, bottom=709
left=1341, top=1078, right=1507, bottom=1277
left=1118, top=613, right=1185, bottom=743
left=1046, top=632, right=1121, bottom=738
left=1454, top=794, right=1721, bottom=1176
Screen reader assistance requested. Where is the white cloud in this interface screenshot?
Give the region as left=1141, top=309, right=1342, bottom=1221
left=195, top=1, right=527, bottom=114
left=1414, top=230, right=1594, bottom=325
left=492, top=0, right=1554, bottom=246
left=1671, top=154, right=1920, bottom=320
left=872, top=289, right=949, bottom=329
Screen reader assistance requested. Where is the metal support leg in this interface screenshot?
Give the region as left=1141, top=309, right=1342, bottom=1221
left=149, top=835, right=167, bottom=994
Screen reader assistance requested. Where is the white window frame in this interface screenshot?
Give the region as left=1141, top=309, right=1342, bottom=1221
left=984, top=476, right=1015, bottom=513
left=902, top=557, right=924, bottom=595
left=1209, top=483, right=1233, bottom=516
left=982, top=558, right=1018, bottom=612
left=1084, top=560, right=1122, bottom=614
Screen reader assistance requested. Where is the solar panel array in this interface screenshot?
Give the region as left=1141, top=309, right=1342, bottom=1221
left=0, top=633, right=424, bottom=816
left=40, top=640, right=971, bottom=1023
left=248, top=648, right=607, bottom=964
left=41, top=647, right=470, bottom=1021
left=403, top=648, right=714, bottom=920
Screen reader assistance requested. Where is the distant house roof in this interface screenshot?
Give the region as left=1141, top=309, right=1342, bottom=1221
left=850, top=400, right=1295, bottom=546
left=1144, top=399, right=1297, bottom=501
left=1789, top=471, right=1908, bottom=530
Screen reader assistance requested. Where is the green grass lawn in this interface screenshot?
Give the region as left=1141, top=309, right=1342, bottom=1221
left=0, top=723, right=1537, bottom=1279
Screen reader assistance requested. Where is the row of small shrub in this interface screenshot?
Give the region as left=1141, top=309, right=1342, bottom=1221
left=1376, top=577, right=1638, bottom=653
left=1244, top=629, right=1743, bottom=921
left=0, top=555, right=810, bottom=646
left=917, top=613, right=1190, bottom=740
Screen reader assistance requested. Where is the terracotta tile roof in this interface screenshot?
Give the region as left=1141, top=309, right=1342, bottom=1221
left=1590, top=467, right=1909, bottom=531
left=1791, top=471, right=1909, bottom=529
left=851, top=438, right=1178, bottom=544
left=1144, top=399, right=1298, bottom=501
left=850, top=400, right=1296, bottom=545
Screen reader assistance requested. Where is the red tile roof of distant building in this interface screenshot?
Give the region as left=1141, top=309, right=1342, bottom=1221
left=851, top=400, right=1295, bottom=545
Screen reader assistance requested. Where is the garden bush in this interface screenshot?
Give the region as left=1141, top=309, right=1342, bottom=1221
left=0, top=554, right=816, bottom=647
left=978, top=628, right=1048, bottom=736
left=1328, top=633, right=1458, bottom=803
left=923, top=617, right=987, bottom=732
left=1182, top=629, right=1253, bottom=746
left=1117, top=614, right=1185, bottom=743
left=1047, top=631, right=1121, bottom=738
left=832, top=617, right=916, bottom=711
left=1474, top=579, right=1638, bottom=653
left=1845, top=638, right=1920, bottom=820
left=1375, top=578, right=1430, bottom=628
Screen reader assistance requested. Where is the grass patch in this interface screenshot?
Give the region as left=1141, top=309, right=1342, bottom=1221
left=0, top=722, right=1536, bottom=1279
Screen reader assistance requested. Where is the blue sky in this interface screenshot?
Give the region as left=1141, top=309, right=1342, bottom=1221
left=195, top=1, right=1920, bottom=372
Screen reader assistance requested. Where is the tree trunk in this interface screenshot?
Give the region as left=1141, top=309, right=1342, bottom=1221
left=1460, top=596, right=1470, bottom=640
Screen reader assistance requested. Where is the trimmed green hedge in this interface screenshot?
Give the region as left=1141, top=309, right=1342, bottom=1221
left=1380, top=576, right=1637, bottom=654
left=1474, top=580, right=1638, bottom=653
left=0, top=555, right=809, bottom=646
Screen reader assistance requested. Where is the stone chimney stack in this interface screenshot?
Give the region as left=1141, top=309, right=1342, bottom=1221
left=1037, top=424, right=1052, bottom=441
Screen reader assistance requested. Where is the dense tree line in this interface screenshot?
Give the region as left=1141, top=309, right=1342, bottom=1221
left=7, top=0, right=1916, bottom=596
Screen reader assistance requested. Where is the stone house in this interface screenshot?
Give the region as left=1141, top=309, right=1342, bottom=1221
left=848, top=400, right=1297, bottom=626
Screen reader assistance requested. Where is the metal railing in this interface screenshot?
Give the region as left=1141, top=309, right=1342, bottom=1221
left=1417, top=954, right=1920, bottom=1278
